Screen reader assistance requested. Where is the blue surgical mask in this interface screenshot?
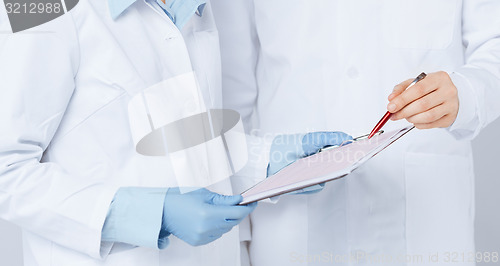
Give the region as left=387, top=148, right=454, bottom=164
left=156, top=0, right=206, bottom=29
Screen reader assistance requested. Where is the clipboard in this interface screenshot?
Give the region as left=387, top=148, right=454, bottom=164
left=239, top=126, right=414, bottom=205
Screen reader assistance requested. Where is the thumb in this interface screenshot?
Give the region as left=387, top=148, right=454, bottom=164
left=208, top=193, right=243, bottom=206
left=302, top=132, right=353, bottom=156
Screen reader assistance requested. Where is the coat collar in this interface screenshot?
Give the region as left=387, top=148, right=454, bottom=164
left=108, top=0, right=138, bottom=20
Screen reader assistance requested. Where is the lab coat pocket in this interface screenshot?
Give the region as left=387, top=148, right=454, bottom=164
left=382, top=0, right=460, bottom=49
left=405, top=152, right=475, bottom=263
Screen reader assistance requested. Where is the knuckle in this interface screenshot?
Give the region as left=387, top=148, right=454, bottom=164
left=438, top=71, right=448, bottom=79
left=425, top=111, right=437, bottom=122
left=399, top=109, right=409, bottom=119
left=449, top=87, right=458, bottom=98
left=418, top=98, right=429, bottom=110
left=416, top=84, right=426, bottom=95
left=444, top=88, right=458, bottom=99
left=393, top=98, right=404, bottom=108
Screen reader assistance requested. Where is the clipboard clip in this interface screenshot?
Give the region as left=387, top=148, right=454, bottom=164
left=319, top=130, right=384, bottom=153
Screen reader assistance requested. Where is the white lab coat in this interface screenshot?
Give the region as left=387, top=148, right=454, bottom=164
left=212, top=0, right=500, bottom=265
left=0, top=1, right=242, bottom=266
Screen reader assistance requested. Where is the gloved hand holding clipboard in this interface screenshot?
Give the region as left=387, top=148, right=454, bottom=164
left=239, top=126, right=414, bottom=205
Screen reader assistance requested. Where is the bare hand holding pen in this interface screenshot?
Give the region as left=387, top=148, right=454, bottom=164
left=387, top=71, right=460, bottom=129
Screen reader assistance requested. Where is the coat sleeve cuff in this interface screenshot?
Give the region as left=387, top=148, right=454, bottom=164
left=446, top=71, right=480, bottom=140
left=101, top=187, right=169, bottom=250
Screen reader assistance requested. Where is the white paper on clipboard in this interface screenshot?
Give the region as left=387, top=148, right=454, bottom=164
left=239, top=126, right=414, bottom=205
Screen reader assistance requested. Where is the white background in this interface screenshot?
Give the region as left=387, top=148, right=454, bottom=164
left=1, top=120, right=499, bottom=265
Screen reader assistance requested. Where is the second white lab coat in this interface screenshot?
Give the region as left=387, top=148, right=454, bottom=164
left=0, top=1, right=242, bottom=266
left=212, top=0, right=500, bottom=265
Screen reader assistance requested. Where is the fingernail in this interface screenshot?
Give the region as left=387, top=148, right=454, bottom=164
left=387, top=103, right=397, bottom=112
left=388, top=93, right=395, bottom=100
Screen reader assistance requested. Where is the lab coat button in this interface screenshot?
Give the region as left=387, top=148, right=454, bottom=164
left=165, top=34, right=178, bottom=40
left=347, top=67, right=359, bottom=79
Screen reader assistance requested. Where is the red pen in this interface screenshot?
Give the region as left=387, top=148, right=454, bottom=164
left=368, top=72, right=427, bottom=139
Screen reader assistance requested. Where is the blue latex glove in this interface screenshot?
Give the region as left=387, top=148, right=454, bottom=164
left=162, top=188, right=257, bottom=246
left=268, top=132, right=352, bottom=194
